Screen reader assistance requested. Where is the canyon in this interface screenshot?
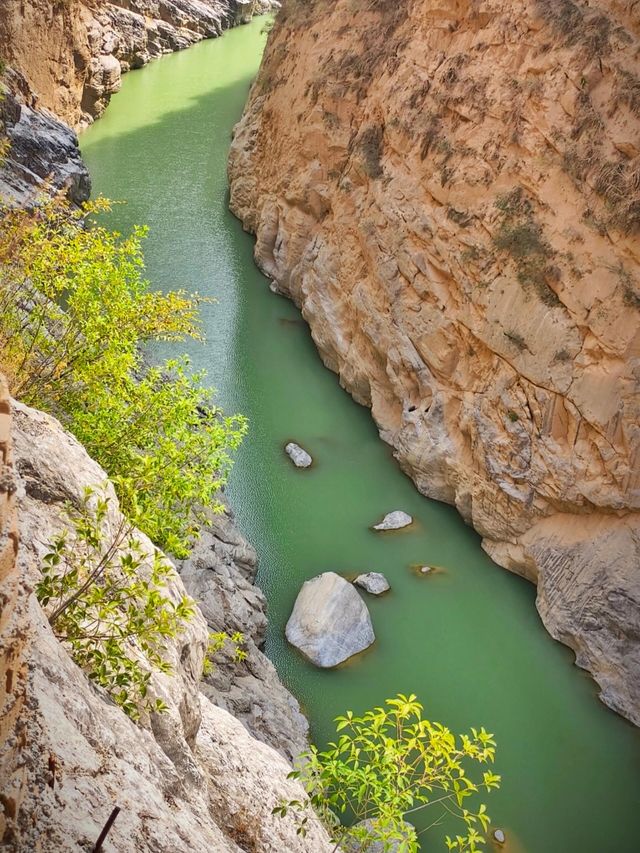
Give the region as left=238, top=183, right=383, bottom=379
left=2, top=0, right=640, bottom=848
left=228, top=0, right=640, bottom=726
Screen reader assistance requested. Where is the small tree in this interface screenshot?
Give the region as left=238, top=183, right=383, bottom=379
left=36, top=486, right=195, bottom=720
left=275, top=694, right=501, bottom=852
left=0, top=198, right=247, bottom=557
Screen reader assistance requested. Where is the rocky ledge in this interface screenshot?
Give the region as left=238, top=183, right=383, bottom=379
left=3, top=398, right=331, bottom=850
left=228, top=0, right=640, bottom=725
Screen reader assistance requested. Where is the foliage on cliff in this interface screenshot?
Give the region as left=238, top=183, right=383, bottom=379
left=0, top=198, right=246, bottom=556
left=36, top=486, right=196, bottom=720
left=276, top=694, right=501, bottom=852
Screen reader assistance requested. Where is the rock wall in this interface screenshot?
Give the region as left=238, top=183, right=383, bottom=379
left=228, top=0, right=640, bottom=725
left=0, top=377, right=24, bottom=848
left=2, top=399, right=331, bottom=851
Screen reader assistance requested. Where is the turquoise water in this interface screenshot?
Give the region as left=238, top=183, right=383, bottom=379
left=81, top=20, right=640, bottom=852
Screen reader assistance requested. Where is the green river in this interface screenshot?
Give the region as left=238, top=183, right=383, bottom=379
left=81, top=19, right=640, bottom=852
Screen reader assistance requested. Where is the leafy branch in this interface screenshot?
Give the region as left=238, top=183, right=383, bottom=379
left=274, top=694, right=501, bottom=852
left=36, top=486, right=195, bottom=720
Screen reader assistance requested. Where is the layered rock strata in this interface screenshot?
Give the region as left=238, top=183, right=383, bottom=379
left=229, top=0, right=640, bottom=724
left=2, top=399, right=330, bottom=850
left=0, top=75, right=91, bottom=207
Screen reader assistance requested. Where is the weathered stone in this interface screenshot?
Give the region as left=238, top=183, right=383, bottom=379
left=354, top=572, right=390, bottom=595
left=7, top=400, right=333, bottom=851
left=493, top=828, right=506, bottom=844
left=373, top=511, right=412, bottom=531
left=178, top=513, right=309, bottom=762
left=0, top=85, right=90, bottom=207
left=285, top=441, right=312, bottom=468
left=286, top=572, right=375, bottom=667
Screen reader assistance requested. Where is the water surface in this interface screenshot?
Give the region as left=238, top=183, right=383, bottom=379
left=82, top=20, right=640, bottom=852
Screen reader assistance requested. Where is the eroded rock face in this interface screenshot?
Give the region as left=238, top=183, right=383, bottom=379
left=178, top=514, right=309, bottom=762
left=6, top=400, right=332, bottom=850
left=0, top=82, right=91, bottom=207
left=229, top=0, right=640, bottom=724
left=286, top=571, right=375, bottom=667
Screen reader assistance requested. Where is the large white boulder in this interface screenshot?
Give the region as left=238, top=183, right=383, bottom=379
left=285, top=572, right=375, bottom=667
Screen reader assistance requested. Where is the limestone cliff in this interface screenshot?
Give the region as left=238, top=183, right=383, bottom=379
left=1, top=399, right=331, bottom=851
left=228, top=0, right=640, bottom=725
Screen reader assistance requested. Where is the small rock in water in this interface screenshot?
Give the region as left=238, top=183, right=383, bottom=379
left=285, top=441, right=313, bottom=468
left=373, top=510, right=413, bottom=531
left=354, top=572, right=390, bottom=595
left=493, top=828, right=506, bottom=845
left=420, top=565, right=433, bottom=575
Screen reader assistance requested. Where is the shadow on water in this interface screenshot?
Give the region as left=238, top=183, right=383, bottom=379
left=82, top=20, right=640, bottom=853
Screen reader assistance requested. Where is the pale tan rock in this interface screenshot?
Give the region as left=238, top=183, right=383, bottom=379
left=6, top=401, right=333, bottom=850
left=229, top=0, right=640, bottom=724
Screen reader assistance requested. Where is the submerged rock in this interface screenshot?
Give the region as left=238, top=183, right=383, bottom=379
left=285, top=441, right=312, bottom=468
left=373, top=510, right=412, bottom=531
left=285, top=572, right=375, bottom=667
left=493, top=828, right=506, bottom=844
left=354, top=572, right=390, bottom=595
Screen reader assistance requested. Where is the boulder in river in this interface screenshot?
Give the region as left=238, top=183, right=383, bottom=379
left=354, top=573, right=390, bottom=595
left=285, top=572, right=375, bottom=667
left=285, top=441, right=313, bottom=468
left=372, top=510, right=412, bottom=531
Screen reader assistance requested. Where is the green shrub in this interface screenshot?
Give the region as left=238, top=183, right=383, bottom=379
left=202, top=630, right=247, bottom=678
left=36, top=487, right=195, bottom=720
left=275, top=693, right=501, bottom=852
left=0, top=199, right=247, bottom=556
